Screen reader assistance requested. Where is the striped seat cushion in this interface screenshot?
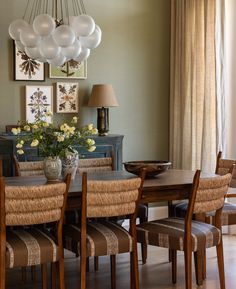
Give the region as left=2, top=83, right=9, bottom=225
left=63, top=220, right=133, bottom=257
left=173, top=201, right=236, bottom=226
left=206, top=202, right=236, bottom=226
left=6, top=228, right=59, bottom=268
left=137, top=217, right=221, bottom=252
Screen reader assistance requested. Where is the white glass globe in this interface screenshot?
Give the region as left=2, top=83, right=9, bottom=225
left=80, top=27, right=101, bottom=49
left=61, top=39, right=81, bottom=59
left=25, top=46, right=43, bottom=60
left=39, top=36, right=61, bottom=59
left=9, top=19, right=29, bottom=41
left=71, top=14, right=95, bottom=37
left=48, top=53, right=67, bottom=67
left=53, top=25, right=75, bottom=47
left=74, top=47, right=90, bottom=62
left=20, top=26, right=41, bottom=47
left=33, top=14, right=55, bottom=36
left=15, top=40, right=25, bottom=52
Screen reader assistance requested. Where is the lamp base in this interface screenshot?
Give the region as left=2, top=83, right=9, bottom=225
left=97, top=107, right=109, bottom=136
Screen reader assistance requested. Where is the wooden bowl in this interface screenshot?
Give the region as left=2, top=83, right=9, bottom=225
left=123, top=160, right=171, bottom=178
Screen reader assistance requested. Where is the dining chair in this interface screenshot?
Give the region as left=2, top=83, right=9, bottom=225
left=65, top=155, right=149, bottom=269
left=136, top=170, right=232, bottom=289
left=0, top=173, right=71, bottom=289
left=63, top=170, right=145, bottom=289
left=13, top=155, right=44, bottom=176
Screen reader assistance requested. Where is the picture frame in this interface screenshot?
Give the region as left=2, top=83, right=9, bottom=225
left=49, top=60, right=87, bottom=79
left=25, top=85, right=53, bottom=123
left=14, top=44, right=45, bottom=81
left=56, top=82, right=79, bottom=113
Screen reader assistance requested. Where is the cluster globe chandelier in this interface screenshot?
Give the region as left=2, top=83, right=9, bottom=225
left=8, top=0, right=102, bottom=66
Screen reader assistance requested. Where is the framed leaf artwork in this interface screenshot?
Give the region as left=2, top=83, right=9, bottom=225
left=26, top=86, right=53, bottom=123
left=56, top=82, right=79, bottom=113
left=14, top=45, right=45, bottom=81
left=49, top=60, right=87, bottom=79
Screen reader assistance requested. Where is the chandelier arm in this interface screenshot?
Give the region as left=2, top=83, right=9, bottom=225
left=29, top=0, right=38, bottom=24
left=23, top=0, right=30, bottom=20
left=46, top=0, right=49, bottom=14
left=65, top=0, right=69, bottom=23
left=72, top=0, right=77, bottom=16
left=60, top=0, right=63, bottom=22
left=79, top=0, right=86, bottom=14
left=75, top=0, right=82, bottom=15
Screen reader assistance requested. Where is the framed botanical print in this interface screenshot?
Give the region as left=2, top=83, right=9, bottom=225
left=26, top=86, right=53, bottom=123
left=56, top=82, right=79, bottom=113
left=49, top=60, right=87, bottom=79
left=14, top=45, right=45, bottom=81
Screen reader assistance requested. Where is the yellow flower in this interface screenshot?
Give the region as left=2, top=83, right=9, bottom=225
left=17, top=149, right=24, bottom=155
left=23, top=125, right=30, bottom=131
left=32, top=124, right=38, bottom=130
left=87, top=123, right=93, bottom=130
left=42, top=122, right=49, bottom=127
left=57, top=135, right=65, bottom=142
left=20, top=140, right=24, bottom=145
left=91, top=128, right=98, bottom=135
left=71, top=116, right=78, bottom=124
left=86, top=138, right=95, bottom=146
left=11, top=128, right=20, bottom=135
left=31, top=139, right=39, bottom=147
left=87, top=145, right=96, bottom=152
left=16, top=143, right=23, bottom=148
left=45, top=110, right=53, bottom=117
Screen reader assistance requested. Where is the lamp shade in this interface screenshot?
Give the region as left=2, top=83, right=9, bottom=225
left=88, top=84, right=119, bottom=107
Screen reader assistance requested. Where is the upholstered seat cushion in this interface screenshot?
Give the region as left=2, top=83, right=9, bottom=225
left=63, top=220, right=133, bottom=257
left=173, top=201, right=236, bottom=226
left=6, top=228, right=59, bottom=268
left=137, top=217, right=221, bottom=252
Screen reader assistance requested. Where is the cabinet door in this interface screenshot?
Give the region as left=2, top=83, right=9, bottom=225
left=74, top=144, right=114, bottom=159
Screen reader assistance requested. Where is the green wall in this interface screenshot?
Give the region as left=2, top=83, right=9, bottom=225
left=0, top=0, right=170, bottom=162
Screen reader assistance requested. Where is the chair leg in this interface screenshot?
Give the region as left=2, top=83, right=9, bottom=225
left=94, top=256, right=99, bottom=271
left=31, top=265, right=37, bottom=282
left=21, top=267, right=27, bottom=283
left=41, top=263, right=47, bottom=289
left=194, top=251, right=203, bottom=286
left=51, top=263, right=57, bottom=289
left=80, top=255, right=86, bottom=289
left=184, top=248, right=192, bottom=289
left=110, top=255, right=116, bottom=289
left=58, top=259, right=65, bottom=289
left=171, top=249, right=177, bottom=284
left=202, top=249, right=206, bottom=280
left=86, top=257, right=90, bottom=272
left=141, top=244, right=147, bottom=264
left=216, top=240, right=226, bottom=289
left=130, top=247, right=140, bottom=289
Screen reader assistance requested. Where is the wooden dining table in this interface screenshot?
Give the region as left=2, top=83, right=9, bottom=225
left=5, top=169, right=216, bottom=210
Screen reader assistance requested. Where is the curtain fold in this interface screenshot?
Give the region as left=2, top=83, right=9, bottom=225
left=170, top=0, right=220, bottom=172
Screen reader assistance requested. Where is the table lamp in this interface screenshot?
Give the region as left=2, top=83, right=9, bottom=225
left=88, top=84, right=119, bottom=136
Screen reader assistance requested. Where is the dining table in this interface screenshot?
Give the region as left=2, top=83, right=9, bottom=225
left=5, top=169, right=217, bottom=210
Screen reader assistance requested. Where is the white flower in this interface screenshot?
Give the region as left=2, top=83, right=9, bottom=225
left=45, top=110, right=53, bottom=117
left=23, top=125, right=30, bottom=131
left=57, top=135, right=65, bottom=142
left=87, top=123, right=93, bottom=130
left=71, top=116, right=78, bottom=124
left=31, top=139, right=39, bottom=147
left=42, top=122, right=49, bottom=127
left=11, top=128, right=20, bottom=135
left=16, top=143, right=23, bottom=148
left=17, top=149, right=24, bottom=155
left=87, top=145, right=96, bottom=152
left=32, top=124, right=38, bottom=130
left=91, top=128, right=98, bottom=135
left=86, top=138, right=95, bottom=146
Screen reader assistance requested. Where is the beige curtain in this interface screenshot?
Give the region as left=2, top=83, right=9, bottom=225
left=170, top=0, right=218, bottom=172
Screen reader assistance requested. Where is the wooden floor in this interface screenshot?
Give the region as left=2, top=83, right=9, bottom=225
left=6, top=235, right=236, bottom=289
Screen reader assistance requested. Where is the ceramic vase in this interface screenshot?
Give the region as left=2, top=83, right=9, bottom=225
left=43, top=156, right=62, bottom=181
left=61, top=154, right=79, bottom=179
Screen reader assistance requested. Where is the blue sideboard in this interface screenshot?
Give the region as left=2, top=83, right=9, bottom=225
left=0, top=134, right=124, bottom=176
